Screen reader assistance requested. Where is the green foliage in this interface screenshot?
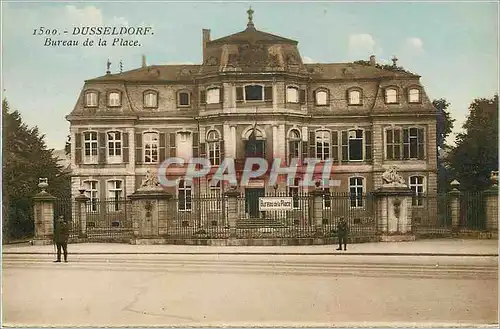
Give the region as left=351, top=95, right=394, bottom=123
left=433, top=98, right=455, bottom=192
left=2, top=98, right=70, bottom=240
left=447, top=95, right=499, bottom=191
left=352, top=60, right=416, bottom=75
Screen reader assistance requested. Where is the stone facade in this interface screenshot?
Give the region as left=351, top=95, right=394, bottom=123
left=66, top=12, right=437, bottom=210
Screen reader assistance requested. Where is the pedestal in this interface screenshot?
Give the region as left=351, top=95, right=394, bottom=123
left=33, top=191, right=57, bottom=245
left=129, top=187, right=172, bottom=240
left=374, top=185, right=415, bottom=241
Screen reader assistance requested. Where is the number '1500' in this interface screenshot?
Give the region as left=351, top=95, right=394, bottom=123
left=33, top=27, right=58, bottom=36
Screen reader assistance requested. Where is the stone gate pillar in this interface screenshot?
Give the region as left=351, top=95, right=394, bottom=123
left=310, top=188, right=325, bottom=228
left=224, top=188, right=240, bottom=237
left=74, top=189, right=89, bottom=238
left=484, top=186, right=498, bottom=232
left=33, top=180, right=57, bottom=245
left=374, top=166, right=415, bottom=242
left=448, top=189, right=461, bottom=231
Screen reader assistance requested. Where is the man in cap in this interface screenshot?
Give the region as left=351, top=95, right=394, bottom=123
left=53, top=215, right=69, bottom=262
left=336, top=217, right=349, bottom=251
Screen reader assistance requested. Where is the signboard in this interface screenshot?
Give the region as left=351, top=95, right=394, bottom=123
left=247, top=180, right=265, bottom=188
left=259, top=197, right=293, bottom=211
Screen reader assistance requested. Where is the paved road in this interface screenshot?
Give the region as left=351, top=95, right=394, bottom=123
left=2, top=253, right=498, bottom=327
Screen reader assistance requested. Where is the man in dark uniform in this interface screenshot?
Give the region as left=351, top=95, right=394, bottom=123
left=336, top=217, right=349, bottom=251
left=53, top=215, right=69, bottom=262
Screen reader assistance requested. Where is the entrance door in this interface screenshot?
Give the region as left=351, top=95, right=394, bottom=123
left=245, top=188, right=265, bottom=219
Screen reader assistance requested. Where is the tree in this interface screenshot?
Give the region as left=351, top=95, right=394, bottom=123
left=447, top=95, right=498, bottom=191
left=2, top=98, right=70, bottom=240
left=433, top=98, right=456, bottom=192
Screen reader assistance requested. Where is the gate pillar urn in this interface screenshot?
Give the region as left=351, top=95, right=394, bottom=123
left=129, top=170, right=172, bottom=243
left=374, top=166, right=415, bottom=242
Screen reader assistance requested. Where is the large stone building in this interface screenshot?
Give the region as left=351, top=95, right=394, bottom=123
left=67, top=9, right=437, bottom=218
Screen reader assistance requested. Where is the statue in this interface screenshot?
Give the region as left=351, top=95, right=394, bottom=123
left=140, top=169, right=160, bottom=189
left=382, top=165, right=407, bottom=187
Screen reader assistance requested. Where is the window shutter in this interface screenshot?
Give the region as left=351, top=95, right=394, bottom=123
left=159, top=133, right=166, bottom=162
left=394, top=129, right=402, bottom=160
left=264, top=86, right=273, bottom=102
left=192, top=132, right=199, bottom=157
left=236, top=87, right=244, bottom=102
left=365, top=130, right=372, bottom=161
left=288, top=140, right=293, bottom=164
left=299, top=89, right=306, bottom=104
left=219, top=140, right=225, bottom=161
left=98, top=132, right=106, bottom=164
left=169, top=133, right=176, bottom=157
left=200, top=142, right=206, bottom=158
left=313, top=91, right=317, bottom=105
left=75, top=133, right=82, bottom=164
left=341, top=131, right=348, bottom=162
left=418, top=128, right=425, bottom=160
left=200, top=90, right=206, bottom=105
left=403, top=128, right=410, bottom=159
left=219, top=87, right=224, bottom=104
left=135, top=133, right=142, bottom=164
left=301, top=141, right=308, bottom=162
left=308, top=131, right=316, bottom=158
left=331, top=131, right=339, bottom=161
left=123, top=132, right=129, bottom=163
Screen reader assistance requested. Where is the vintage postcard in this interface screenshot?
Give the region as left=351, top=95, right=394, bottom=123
left=2, top=0, right=498, bottom=327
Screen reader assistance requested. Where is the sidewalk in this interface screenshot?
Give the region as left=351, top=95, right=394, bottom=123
left=2, top=238, right=498, bottom=256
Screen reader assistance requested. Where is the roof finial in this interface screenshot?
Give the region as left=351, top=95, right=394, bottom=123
left=106, top=59, right=111, bottom=74
left=247, top=6, right=255, bottom=29
left=392, top=55, right=398, bottom=67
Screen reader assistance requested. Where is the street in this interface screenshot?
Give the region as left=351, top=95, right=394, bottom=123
left=2, top=248, right=498, bottom=327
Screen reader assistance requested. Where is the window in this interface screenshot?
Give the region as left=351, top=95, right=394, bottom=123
left=349, top=177, right=364, bottom=208
left=206, top=87, right=220, bottom=104
left=83, top=131, right=98, bottom=164
left=323, top=188, right=331, bottom=209
left=286, top=86, right=299, bottom=103
left=107, top=180, right=123, bottom=212
left=107, top=131, right=122, bottom=163
left=144, top=91, right=158, bottom=108
left=409, top=176, right=425, bottom=206
left=245, top=85, right=263, bottom=101
left=208, top=180, right=221, bottom=210
left=178, top=180, right=192, bottom=211
left=143, top=132, right=159, bottom=163
left=348, top=129, right=364, bottom=161
left=408, top=88, right=420, bottom=103
left=83, top=180, right=99, bottom=212
left=108, top=92, right=121, bottom=107
left=385, top=88, right=398, bottom=104
left=348, top=89, right=362, bottom=105
left=316, top=130, right=330, bottom=160
left=288, top=178, right=300, bottom=209
left=178, top=91, right=190, bottom=106
left=207, top=130, right=221, bottom=166
left=85, top=91, right=98, bottom=107
left=315, top=90, right=328, bottom=106
left=288, top=129, right=301, bottom=163
left=386, top=127, right=425, bottom=160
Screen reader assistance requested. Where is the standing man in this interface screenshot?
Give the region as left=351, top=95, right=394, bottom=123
left=53, top=215, right=69, bottom=263
left=336, top=217, right=349, bottom=251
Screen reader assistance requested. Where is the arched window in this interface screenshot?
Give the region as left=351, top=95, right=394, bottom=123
left=83, top=180, right=99, bottom=212
left=108, top=91, right=121, bottom=107
left=315, top=130, right=330, bottom=160
left=288, top=129, right=301, bottom=163
left=385, top=88, right=398, bottom=104
left=348, top=129, right=364, bottom=161
left=144, top=91, right=158, bottom=108
left=143, top=132, right=159, bottom=163
left=315, top=90, right=328, bottom=106
left=107, top=131, right=122, bottom=163
left=349, top=177, right=364, bottom=208
left=408, top=88, right=420, bottom=103
left=206, top=130, right=221, bottom=165
left=286, top=86, right=299, bottom=103
left=107, top=180, right=123, bottom=211
left=178, top=91, right=190, bottom=106
left=85, top=91, right=98, bottom=107
left=83, top=131, right=98, bottom=164
left=206, top=87, right=220, bottom=104
left=348, top=89, right=362, bottom=105
left=178, top=179, right=192, bottom=211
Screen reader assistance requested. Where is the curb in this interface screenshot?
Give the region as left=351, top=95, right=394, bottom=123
left=3, top=252, right=498, bottom=257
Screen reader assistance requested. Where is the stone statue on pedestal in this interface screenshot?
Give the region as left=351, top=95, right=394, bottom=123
left=382, top=165, right=407, bottom=188
left=140, top=170, right=160, bottom=189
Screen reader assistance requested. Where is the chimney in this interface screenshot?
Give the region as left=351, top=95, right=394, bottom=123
left=202, top=29, right=211, bottom=63
left=142, top=55, right=147, bottom=68
left=369, top=55, right=376, bottom=66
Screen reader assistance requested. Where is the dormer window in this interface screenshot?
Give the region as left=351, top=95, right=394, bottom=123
left=206, top=87, right=220, bottom=104
left=245, top=85, right=263, bottom=101
left=108, top=92, right=121, bottom=107
left=385, top=88, right=398, bottom=104
left=286, top=86, right=299, bottom=103
left=348, top=89, right=362, bottom=105
left=144, top=91, right=158, bottom=108
left=408, top=87, right=421, bottom=103
left=178, top=91, right=190, bottom=107
left=315, top=90, right=328, bottom=106
left=85, top=91, right=98, bottom=107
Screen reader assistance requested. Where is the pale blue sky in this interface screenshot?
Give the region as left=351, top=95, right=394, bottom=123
left=2, top=1, right=498, bottom=150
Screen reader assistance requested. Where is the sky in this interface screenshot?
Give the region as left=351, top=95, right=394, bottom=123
left=2, top=0, right=498, bottom=150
